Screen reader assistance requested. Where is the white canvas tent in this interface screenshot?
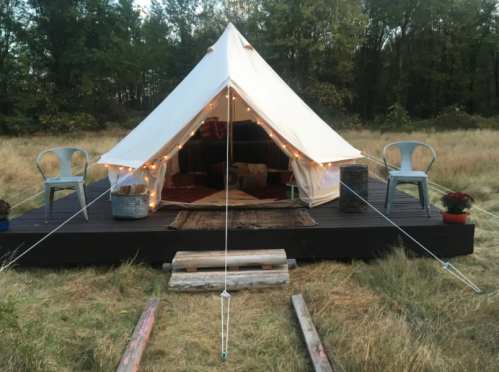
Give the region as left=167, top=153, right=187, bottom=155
left=98, top=23, right=363, bottom=208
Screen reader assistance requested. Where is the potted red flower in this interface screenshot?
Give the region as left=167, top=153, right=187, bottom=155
left=0, top=199, right=11, bottom=231
left=440, top=192, right=474, bottom=224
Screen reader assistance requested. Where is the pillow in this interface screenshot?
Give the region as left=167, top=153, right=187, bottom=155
left=247, top=163, right=267, bottom=177
left=224, top=162, right=249, bottom=190
left=199, top=117, right=227, bottom=140
left=241, top=173, right=267, bottom=189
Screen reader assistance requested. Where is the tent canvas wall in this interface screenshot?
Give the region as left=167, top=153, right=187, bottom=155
left=98, top=23, right=363, bottom=208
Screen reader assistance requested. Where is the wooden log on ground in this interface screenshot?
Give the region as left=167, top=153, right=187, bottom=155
left=116, top=297, right=161, bottom=372
left=292, top=294, right=335, bottom=372
left=172, top=249, right=287, bottom=270
left=168, top=265, right=290, bottom=292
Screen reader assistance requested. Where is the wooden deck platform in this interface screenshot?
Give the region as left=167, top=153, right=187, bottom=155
left=0, top=178, right=474, bottom=265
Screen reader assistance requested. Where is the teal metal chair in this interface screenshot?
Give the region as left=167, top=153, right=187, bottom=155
left=383, top=141, right=435, bottom=217
left=36, top=147, right=89, bottom=224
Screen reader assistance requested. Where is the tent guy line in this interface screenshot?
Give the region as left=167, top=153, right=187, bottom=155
left=0, top=168, right=138, bottom=272
left=362, top=151, right=499, bottom=220
left=321, top=166, right=482, bottom=293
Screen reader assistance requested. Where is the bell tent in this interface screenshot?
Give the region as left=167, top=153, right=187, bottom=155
left=98, top=23, right=363, bottom=208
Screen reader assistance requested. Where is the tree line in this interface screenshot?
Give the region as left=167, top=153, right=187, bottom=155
left=1, top=0, right=498, bottom=134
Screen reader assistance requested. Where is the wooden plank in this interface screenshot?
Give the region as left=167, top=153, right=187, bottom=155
left=292, top=294, right=337, bottom=372
left=168, top=265, right=290, bottom=292
left=116, top=297, right=161, bottom=372
left=172, top=249, right=287, bottom=269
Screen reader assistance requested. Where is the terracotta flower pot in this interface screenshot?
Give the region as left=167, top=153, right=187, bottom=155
left=0, top=221, right=9, bottom=232
left=440, top=211, right=470, bottom=224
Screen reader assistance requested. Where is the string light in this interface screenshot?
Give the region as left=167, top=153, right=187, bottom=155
left=151, top=192, right=155, bottom=197
left=210, top=104, right=213, bottom=108
left=320, top=163, right=323, bottom=167
left=143, top=165, right=147, bottom=169
left=128, top=167, right=132, bottom=171
left=201, top=121, right=205, bottom=124
left=145, top=177, right=149, bottom=182
left=257, top=120, right=261, bottom=125
left=232, top=96, right=236, bottom=100
left=269, top=133, right=273, bottom=137
left=225, top=94, right=228, bottom=98
left=105, top=164, right=108, bottom=167
left=164, top=155, right=168, bottom=160
left=328, top=163, right=332, bottom=167
left=247, top=107, right=251, bottom=111
left=282, top=144, right=286, bottom=148
left=190, top=131, right=195, bottom=136
left=178, top=144, right=182, bottom=149
left=149, top=202, right=154, bottom=208
left=295, top=153, right=299, bottom=158
left=119, top=166, right=123, bottom=170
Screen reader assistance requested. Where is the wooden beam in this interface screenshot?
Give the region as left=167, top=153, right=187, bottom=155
left=168, top=265, right=289, bottom=292
left=116, top=297, right=161, bottom=372
left=172, top=249, right=287, bottom=270
left=292, top=294, right=336, bottom=372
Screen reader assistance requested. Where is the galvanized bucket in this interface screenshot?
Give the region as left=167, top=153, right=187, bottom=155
left=111, top=193, right=149, bottom=220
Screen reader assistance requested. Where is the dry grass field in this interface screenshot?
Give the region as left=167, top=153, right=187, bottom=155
left=1, top=130, right=499, bottom=372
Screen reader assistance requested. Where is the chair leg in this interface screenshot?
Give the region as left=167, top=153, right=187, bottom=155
left=385, top=178, right=390, bottom=208
left=386, top=178, right=398, bottom=215
left=417, top=182, right=424, bottom=209
left=49, top=188, right=55, bottom=216
left=422, top=178, right=431, bottom=217
left=44, top=184, right=51, bottom=224
left=76, top=183, right=89, bottom=221
left=83, top=183, right=89, bottom=213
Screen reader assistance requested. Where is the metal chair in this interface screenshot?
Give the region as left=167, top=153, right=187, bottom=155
left=383, top=141, right=436, bottom=217
left=36, top=147, right=89, bottom=224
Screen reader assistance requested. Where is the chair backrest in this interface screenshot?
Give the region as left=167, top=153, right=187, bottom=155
left=383, top=141, right=436, bottom=174
left=36, top=147, right=88, bottom=180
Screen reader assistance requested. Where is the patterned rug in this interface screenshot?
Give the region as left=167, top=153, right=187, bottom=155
left=168, top=209, right=317, bottom=230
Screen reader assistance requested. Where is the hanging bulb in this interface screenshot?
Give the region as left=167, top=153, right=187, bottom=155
left=190, top=131, right=195, bottom=136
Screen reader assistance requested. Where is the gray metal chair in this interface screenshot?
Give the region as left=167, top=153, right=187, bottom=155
left=383, top=141, right=436, bottom=217
left=36, top=147, right=89, bottom=224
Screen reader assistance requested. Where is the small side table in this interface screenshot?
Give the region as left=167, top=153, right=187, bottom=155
left=286, top=182, right=300, bottom=199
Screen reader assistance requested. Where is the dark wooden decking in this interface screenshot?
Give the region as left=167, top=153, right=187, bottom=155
left=0, top=178, right=474, bottom=264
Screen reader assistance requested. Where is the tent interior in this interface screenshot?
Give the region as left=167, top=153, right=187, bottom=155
left=160, top=88, right=301, bottom=209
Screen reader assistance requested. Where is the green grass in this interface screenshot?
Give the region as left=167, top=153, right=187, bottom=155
left=1, top=130, right=499, bottom=371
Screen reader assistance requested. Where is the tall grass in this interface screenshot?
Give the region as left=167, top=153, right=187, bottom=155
left=0, top=130, right=498, bottom=371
